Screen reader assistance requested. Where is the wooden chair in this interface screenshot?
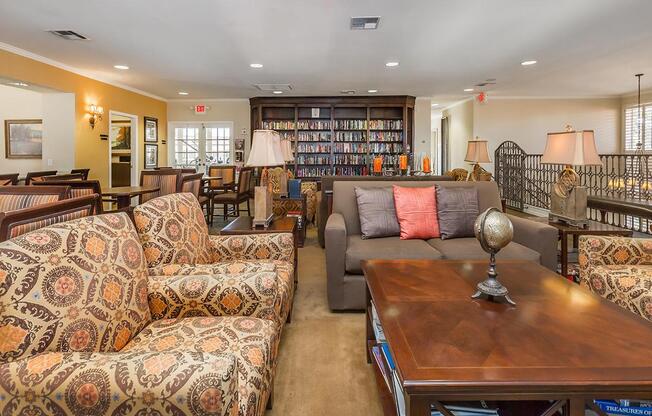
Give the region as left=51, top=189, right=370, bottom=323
left=211, top=167, right=253, bottom=221
left=0, top=194, right=99, bottom=242
left=178, top=173, right=210, bottom=219
left=24, top=170, right=57, bottom=185
left=207, top=165, right=236, bottom=192
left=42, top=173, right=85, bottom=181
left=0, top=173, right=19, bottom=186
left=33, top=180, right=104, bottom=214
left=139, top=169, right=182, bottom=203
left=70, top=168, right=90, bottom=180
left=0, top=185, right=70, bottom=212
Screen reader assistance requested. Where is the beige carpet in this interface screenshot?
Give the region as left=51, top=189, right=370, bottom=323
left=267, top=227, right=383, bottom=415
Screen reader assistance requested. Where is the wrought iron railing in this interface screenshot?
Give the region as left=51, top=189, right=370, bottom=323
left=495, top=141, right=652, bottom=233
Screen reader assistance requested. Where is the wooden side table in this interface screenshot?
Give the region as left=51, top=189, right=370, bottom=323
left=220, top=216, right=299, bottom=288
left=272, top=194, right=307, bottom=247
left=533, top=218, right=633, bottom=279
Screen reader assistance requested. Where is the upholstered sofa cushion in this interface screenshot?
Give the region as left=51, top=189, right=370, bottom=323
left=345, top=235, right=444, bottom=274
left=124, top=316, right=278, bottom=416
left=436, top=186, right=479, bottom=239
left=354, top=187, right=400, bottom=239
left=427, top=238, right=540, bottom=263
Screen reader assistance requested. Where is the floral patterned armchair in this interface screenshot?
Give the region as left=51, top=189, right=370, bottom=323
left=0, top=211, right=285, bottom=416
left=579, top=235, right=652, bottom=322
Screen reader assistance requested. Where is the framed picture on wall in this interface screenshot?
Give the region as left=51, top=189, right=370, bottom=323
left=4, top=119, right=43, bottom=159
left=144, top=143, right=158, bottom=168
left=144, top=116, right=158, bottom=142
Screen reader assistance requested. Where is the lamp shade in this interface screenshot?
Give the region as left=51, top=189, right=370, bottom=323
left=541, top=130, right=602, bottom=166
left=246, top=130, right=286, bottom=167
left=281, top=139, right=294, bottom=162
left=464, top=140, right=491, bottom=163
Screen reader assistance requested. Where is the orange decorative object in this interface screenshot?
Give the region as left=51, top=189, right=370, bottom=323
left=373, top=156, right=383, bottom=174
left=423, top=156, right=431, bottom=173
left=399, top=154, right=408, bottom=170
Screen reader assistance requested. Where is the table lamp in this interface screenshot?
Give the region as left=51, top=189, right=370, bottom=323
left=279, top=138, right=294, bottom=197
left=464, top=138, right=492, bottom=181
left=246, top=130, right=285, bottom=227
left=541, top=126, right=602, bottom=227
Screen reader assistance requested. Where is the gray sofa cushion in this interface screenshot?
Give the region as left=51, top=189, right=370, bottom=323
left=354, top=187, right=400, bottom=239
left=426, top=238, right=540, bottom=263
left=436, top=186, right=479, bottom=239
left=345, top=235, right=444, bottom=274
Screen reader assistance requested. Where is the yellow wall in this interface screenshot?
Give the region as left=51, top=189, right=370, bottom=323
left=0, top=49, right=167, bottom=187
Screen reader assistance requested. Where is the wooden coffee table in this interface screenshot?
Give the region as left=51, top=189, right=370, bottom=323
left=363, top=259, right=652, bottom=416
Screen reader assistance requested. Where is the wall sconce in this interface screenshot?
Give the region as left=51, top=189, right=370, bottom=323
left=88, top=104, right=103, bottom=129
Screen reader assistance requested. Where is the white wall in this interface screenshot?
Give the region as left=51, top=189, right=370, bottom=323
left=41, top=92, right=75, bottom=171
left=0, top=84, right=43, bottom=174
left=413, top=97, right=432, bottom=158
left=442, top=99, right=474, bottom=170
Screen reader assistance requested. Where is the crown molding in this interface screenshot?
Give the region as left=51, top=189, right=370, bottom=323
left=167, top=98, right=250, bottom=103
left=0, top=42, right=166, bottom=102
left=487, top=95, right=619, bottom=100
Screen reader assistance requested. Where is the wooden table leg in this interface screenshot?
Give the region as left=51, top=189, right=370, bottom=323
left=569, top=398, right=585, bottom=416
left=560, top=230, right=569, bottom=279
left=406, top=396, right=431, bottom=416
left=365, top=285, right=373, bottom=364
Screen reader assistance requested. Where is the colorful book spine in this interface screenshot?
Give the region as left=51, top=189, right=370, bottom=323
left=594, top=400, right=652, bottom=415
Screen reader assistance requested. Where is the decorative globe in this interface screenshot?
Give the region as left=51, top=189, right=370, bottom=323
left=474, top=208, right=514, bottom=254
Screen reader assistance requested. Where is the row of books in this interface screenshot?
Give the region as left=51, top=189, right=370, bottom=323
left=297, top=120, right=330, bottom=130
left=262, top=120, right=295, bottom=130
left=370, top=131, right=403, bottom=142
left=296, top=143, right=331, bottom=153
left=334, top=166, right=367, bottom=176
left=333, top=142, right=367, bottom=153
left=370, top=142, right=404, bottom=153
left=334, top=131, right=366, bottom=142
left=369, top=119, right=403, bottom=130
left=296, top=155, right=330, bottom=165
left=333, top=154, right=367, bottom=165
left=594, top=400, right=652, bottom=415
left=297, top=131, right=331, bottom=142
left=278, top=131, right=295, bottom=141
left=334, top=119, right=367, bottom=130
left=296, top=166, right=331, bottom=177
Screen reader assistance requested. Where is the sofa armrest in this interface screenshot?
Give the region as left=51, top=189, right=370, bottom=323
left=507, top=214, right=558, bottom=271
left=0, top=351, right=238, bottom=415
left=209, top=233, right=294, bottom=263
left=325, top=213, right=347, bottom=304
left=578, top=235, right=652, bottom=283
left=148, top=271, right=282, bottom=325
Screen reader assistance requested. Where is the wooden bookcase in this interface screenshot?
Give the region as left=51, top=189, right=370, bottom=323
left=250, top=96, right=415, bottom=179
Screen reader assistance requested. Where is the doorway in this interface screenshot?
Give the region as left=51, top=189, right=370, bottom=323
left=169, top=122, right=234, bottom=173
left=108, top=111, right=138, bottom=187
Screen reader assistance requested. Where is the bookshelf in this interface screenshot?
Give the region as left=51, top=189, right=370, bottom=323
left=250, top=96, right=415, bottom=179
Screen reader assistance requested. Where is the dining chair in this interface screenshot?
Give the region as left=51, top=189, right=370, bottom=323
left=178, top=173, right=210, bottom=219
left=207, top=165, right=236, bottom=192
left=0, top=173, right=19, bottom=186
left=139, top=169, right=182, bottom=204
left=33, top=180, right=104, bottom=214
left=70, top=168, right=90, bottom=180
left=24, top=170, right=57, bottom=185
left=0, top=185, right=71, bottom=212
left=211, top=167, right=252, bottom=221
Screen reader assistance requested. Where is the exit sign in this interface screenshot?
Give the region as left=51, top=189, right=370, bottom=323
left=194, top=104, right=207, bottom=114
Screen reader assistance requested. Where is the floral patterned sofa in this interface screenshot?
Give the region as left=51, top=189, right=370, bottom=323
left=0, top=199, right=294, bottom=415
left=579, top=235, right=652, bottom=322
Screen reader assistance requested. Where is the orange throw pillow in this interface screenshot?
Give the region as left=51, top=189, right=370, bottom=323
left=392, top=185, right=440, bottom=240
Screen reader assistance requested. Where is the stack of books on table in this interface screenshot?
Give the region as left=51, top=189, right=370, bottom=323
left=370, top=303, right=498, bottom=416
left=594, top=400, right=652, bottom=415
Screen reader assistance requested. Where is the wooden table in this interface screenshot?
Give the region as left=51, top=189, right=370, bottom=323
left=220, top=216, right=299, bottom=287
left=273, top=194, right=307, bottom=247
left=102, top=186, right=159, bottom=209
left=533, top=218, right=633, bottom=278
left=363, top=259, right=652, bottom=416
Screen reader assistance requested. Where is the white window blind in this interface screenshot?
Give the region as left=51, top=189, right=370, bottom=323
left=624, top=104, right=652, bottom=151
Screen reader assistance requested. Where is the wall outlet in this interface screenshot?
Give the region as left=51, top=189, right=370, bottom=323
left=47, top=159, right=53, bottom=166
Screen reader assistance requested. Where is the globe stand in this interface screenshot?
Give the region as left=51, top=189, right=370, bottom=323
left=471, top=252, right=516, bottom=306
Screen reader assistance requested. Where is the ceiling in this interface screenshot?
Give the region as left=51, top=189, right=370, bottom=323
left=1, top=0, right=651, bottom=101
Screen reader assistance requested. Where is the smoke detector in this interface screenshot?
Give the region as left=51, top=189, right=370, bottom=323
left=350, top=17, right=380, bottom=30
left=48, top=30, right=89, bottom=40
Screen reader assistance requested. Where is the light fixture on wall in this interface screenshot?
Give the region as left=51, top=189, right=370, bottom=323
left=88, top=104, right=104, bottom=129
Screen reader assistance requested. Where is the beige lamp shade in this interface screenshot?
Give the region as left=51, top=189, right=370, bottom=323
left=246, top=129, right=286, bottom=167
left=281, top=139, right=294, bottom=162
left=464, top=140, right=491, bottom=163
left=541, top=130, right=602, bottom=166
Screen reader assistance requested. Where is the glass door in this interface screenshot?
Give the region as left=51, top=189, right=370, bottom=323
left=173, top=122, right=233, bottom=172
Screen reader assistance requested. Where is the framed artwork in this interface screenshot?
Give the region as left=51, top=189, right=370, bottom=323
left=144, top=143, right=158, bottom=169
left=144, top=116, right=158, bottom=143
left=110, top=121, right=131, bottom=149
left=234, top=138, right=245, bottom=151
left=4, top=119, right=43, bottom=159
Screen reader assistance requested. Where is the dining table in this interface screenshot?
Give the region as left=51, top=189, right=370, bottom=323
left=102, top=185, right=160, bottom=209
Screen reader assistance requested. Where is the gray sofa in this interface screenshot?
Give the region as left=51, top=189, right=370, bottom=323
left=325, top=180, right=558, bottom=310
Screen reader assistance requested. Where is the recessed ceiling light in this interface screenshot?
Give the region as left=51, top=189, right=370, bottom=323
left=8, top=82, right=29, bottom=87
left=385, top=62, right=399, bottom=67
left=113, top=64, right=129, bottom=70
left=521, top=60, right=537, bottom=66
left=250, top=63, right=263, bottom=69
left=431, top=103, right=439, bottom=107
left=464, top=88, right=474, bottom=92
left=178, top=91, right=189, bottom=96
left=272, top=90, right=283, bottom=94
left=368, top=89, right=378, bottom=93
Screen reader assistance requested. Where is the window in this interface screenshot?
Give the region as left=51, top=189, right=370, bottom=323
left=624, top=104, right=652, bottom=151
left=205, top=126, right=231, bottom=165
left=174, top=127, right=199, bottom=167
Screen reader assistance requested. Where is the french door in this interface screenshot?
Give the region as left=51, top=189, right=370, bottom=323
left=172, top=122, right=233, bottom=171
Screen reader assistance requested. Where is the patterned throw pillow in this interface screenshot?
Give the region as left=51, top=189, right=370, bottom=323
left=435, top=186, right=479, bottom=239
left=392, top=185, right=440, bottom=240
left=355, top=187, right=400, bottom=239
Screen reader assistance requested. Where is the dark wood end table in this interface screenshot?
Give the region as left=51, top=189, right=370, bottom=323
left=273, top=194, right=307, bottom=247
left=220, top=216, right=299, bottom=288
left=102, top=186, right=160, bottom=209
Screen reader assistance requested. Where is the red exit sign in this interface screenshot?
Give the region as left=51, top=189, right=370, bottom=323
left=194, top=104, right=206, bottom=114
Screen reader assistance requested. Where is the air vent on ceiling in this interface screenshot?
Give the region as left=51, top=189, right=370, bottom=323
left=350, top=16, right=380, bottom=30
left=475, top=81, right=496, bottom=87
left=340, top=90, right=356, bottom=95
left=254, top=84, right=292, bottom=92
left=48, top=30, right=89, bottom=41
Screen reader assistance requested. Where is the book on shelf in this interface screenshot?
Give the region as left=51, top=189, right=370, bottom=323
left=297, top=120, right=331, bottom=130
left=594, top=400, right=652, bottom=415
left=369, top=119, right=403, bottom=130
left=296, top=143, right=331, bottom=153
left=262, top=120, right=295, bottom=130
left=335, top=131, right=366, bottom=142
left=297, top=131, right=331, bottom=142
left=334, top=119, right=367, bottom=130
left=333, top=142, right=367, bottom=153
left=371, top=303, right=386, bottom=342
left=296, top=166, right=330, bottom=177
left=371, top=345, right=391, bottom=392
left=297, top=155, right=330, bottom=165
